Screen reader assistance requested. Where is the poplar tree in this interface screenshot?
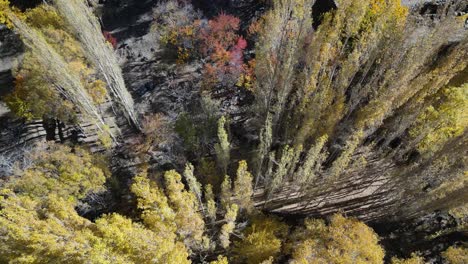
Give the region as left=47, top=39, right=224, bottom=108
left=164, top=170, right=206, bottom=249
left=215, top=116, right=230, bottom=174
left=233, top=160, right=254, bottom=213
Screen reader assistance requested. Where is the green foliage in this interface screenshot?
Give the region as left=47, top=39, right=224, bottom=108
left=174, top=95, right=221, bottom=158
left=175, top=112, right=200, bottom=153
left=199, top=157, right=222, bottom=190
left=232, top=214, right=289, bottom=264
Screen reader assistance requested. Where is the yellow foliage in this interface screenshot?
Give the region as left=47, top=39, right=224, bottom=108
left=23, top=4, right=65, bottom=29
left=219, top=203, right=238, bottom=249
left=98, top=125, right=114, bottom=149
left=10, top=143, right=108, bottom=200
left=211, top=255, right=229, bottom=264
left=443, top=246, right=468, bottom=264
left=0, top=0, right=12, bottom=28
left=0, top=145, right=190, bottom=263
left=164, top=170, right=206, bottom=249
left=95, top=213, right=190, bottom=264
left=391, top=253, right=425, bottom=264
left=233, top=214, right=288, bottom=264
left=290, top=214, right=385, bottom=264
left=4, top=4, right=108, bottom=122
left=233, top=160, right=254, bottom=212
left=88, top=79, right=108, bottom=104
left=205, top=184, right=217, bottom=222
left=5, top=52, right=77, bottom=121
left=131, top=171, right=177, bottom=236
left=410, top=85, right=468, bottom=153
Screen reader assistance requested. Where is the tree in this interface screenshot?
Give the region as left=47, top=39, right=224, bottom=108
left=0, top=145, right=191, bottom=264
left=220, top=174, right=233, bottom=210
left=205, top=184, right=217, bottom=222
left=391, top=253, right=425, bottom=264
left=0, top=0, right=12, bottom=28
left=164, top=170, right=206, bottom=250
left=443, top=246, right=468, bottom=264
left=130, top=171, right=177, bottom=237
left=233, top=160, right=254, bottom=213
left=409, top=84, right=467, bottom=154
left=289, top=214, right=385, bottom=264
left=9, top=143, right=108, bottom=200
left=5, top=52, right=77, bottom=122
left=232, top=214, right=288, bottom=264
left=210, top=255, right=229, bottom=264
left=175, top=112, right=200, bottom=153
left=250, top=0, right=468, bottom=221
left=215, top=116, right=230, bottom=174
left=4, top=4, right=109, bottom=130
left=94, top=213, right=190, bottom=264
left=154, top=1, right=250, bottom=90
left=184, top=162, right=204, bottom=211
left=219, top=203, right=238, bottom=249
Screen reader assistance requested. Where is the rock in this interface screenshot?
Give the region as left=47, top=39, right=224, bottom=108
left=0, top=25, right=23, bottom=98
left=375, top=211, right=466, bottom=263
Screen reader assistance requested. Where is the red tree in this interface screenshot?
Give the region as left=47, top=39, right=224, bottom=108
left=103, top=31, right=118, bottom=49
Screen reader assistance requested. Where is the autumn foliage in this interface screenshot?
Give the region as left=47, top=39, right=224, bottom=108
left=103, top=30, right=118, bottom=49
left=158, top=7, right=253, bottom=90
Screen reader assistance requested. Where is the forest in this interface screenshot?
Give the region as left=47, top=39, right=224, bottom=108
left=0, top=0, right=466, bottom=263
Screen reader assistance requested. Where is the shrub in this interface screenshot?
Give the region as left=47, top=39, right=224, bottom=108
left=103, top=31, right=117, bottom=49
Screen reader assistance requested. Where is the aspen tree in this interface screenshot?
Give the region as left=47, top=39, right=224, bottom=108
left=391, top=254, right=425, bottom=264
